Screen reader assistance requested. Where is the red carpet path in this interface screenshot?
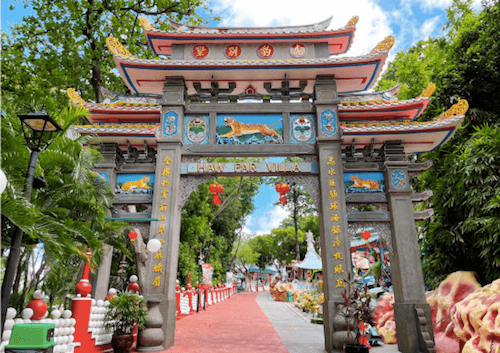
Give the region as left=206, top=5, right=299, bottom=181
left=141, top=292, right=289, bottom=353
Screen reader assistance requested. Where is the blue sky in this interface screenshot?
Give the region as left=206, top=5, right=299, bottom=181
left=1, top=0, right=482, bottom=237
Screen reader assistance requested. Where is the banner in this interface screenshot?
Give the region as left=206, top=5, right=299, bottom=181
left=202, top=263, right=213, bottom=286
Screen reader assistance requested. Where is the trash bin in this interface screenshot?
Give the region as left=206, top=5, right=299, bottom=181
left=5, top=323, right=56, bottom=353
left=286, top=292, right=293, bottom=302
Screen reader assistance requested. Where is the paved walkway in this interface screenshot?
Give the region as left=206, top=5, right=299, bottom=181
left=139, top=291, right=401, bottom=353
left=256, top=292, right=400, bottom=353
left=162, top=292, right=288, bottom=353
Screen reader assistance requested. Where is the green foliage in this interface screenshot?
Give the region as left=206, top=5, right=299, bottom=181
left=267, top=176, right=316, bottom=261
left=1, top=98, right=129, bottom=306
left=1, top=0, right=218, bottom=107
left=376, top=0, right=500, bottom=287
left=252, top=228, right=307, bottom=268
left=105, top=292, right=148, bottom=336
left=178, top=176, right=263, bottom=286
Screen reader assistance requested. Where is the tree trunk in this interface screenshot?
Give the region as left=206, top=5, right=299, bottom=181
left=91, top=66, right=102, bottom=103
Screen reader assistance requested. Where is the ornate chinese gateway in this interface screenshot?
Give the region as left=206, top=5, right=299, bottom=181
left=68, top=14, right=467, bottom=353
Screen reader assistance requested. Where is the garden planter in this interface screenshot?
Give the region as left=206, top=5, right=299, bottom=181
left=343, top=344, right=369, bottom=353
left=112, top=334, right=134, bottom=353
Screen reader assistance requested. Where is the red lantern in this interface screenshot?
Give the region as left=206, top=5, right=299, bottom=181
left=209, top=182, right=224, bottom=205
left=275, top=182, right=290, bottom=205
left=361, top=231, right=371, bottom=240
left=128, top=231, right=138, bottom=244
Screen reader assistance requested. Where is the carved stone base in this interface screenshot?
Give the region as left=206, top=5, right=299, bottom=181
left=137, top=300, right=164, bottom=352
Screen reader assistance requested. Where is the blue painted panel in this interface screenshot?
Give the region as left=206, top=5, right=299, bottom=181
left=290, top=114, right=316, bottom=144
left=184, top=115, right=209, bottom=145
left=116, top=173, right=155, bottom=194
left=391, top=170, right=406, bottom=188
left=321, top=110, right=337, bottom=136
left=344, top=172, right=385, bottom=193
left=216, top=114, right=283, bottom=145
left=163, top=111, right=178, bottom=136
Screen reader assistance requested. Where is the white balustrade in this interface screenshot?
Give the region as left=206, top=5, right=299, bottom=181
left=179, top=290, right=190, bottom=315
left=88, top=299, right=112, bottom=345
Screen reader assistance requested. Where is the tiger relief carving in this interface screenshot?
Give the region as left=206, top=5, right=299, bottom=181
left=350, top=175, right=380, bottom=190
left=220, top=117, right=281, bottom=138
left=121, top=176, right=152, bottom=191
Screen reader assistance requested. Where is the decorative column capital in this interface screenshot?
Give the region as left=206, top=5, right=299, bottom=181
left=314, top=75, right=340, bottom=105
left=162, top=76, right=186, bottom=107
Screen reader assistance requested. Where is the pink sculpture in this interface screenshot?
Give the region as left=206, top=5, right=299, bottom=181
left=426, top=271, right=481, bottom=353
left=373, top=292, right=397, bottom=343
left=452, top=278, right=500, bottom=353
left=372, top=271, right=500, bottom=353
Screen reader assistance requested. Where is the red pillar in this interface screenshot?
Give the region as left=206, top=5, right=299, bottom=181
left=175, top=281, right=181, bottom=320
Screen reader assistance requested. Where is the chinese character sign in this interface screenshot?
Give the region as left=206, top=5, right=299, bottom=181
left=325, top=154, right=347, bottom=289
left=193, top=44, right=209, bottom=58
left=225, top=44, right=242, bottom=58
left=257, top=44, right=274, bottom=58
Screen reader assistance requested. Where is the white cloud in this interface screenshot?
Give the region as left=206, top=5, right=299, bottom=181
left=409, top=0, right=482, bottom=11
left=241, top=205, right=290, bottom=238
left=419, top=0, right=453, bottom=11
left=211, top=0, right=393, bottom=56
left=421, top=15, right=441, bottom=39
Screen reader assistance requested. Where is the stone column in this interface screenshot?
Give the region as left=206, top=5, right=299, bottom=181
left=90, top=143, right=121, bottom=299
left=314, top=76, right=351, bottom=352
left=137, top=77, right=186, bottom=352
left=384, top=161, right=435, bottom=352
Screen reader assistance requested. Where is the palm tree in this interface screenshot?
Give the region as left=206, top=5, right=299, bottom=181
left=1, top=98, right=129, bottom=315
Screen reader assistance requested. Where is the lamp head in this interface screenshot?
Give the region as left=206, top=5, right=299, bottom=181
left=18, top=107, right=62, bottom=152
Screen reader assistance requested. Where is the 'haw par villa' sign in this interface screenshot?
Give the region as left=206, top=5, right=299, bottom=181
left=182, top=162, right=316, bottom=175
left=66, top=12, right=469, bottom=353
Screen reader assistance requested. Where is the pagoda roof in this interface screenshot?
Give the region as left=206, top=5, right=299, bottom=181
left=165, top=16, right=333, bottom=33
left=106, top=35, right=394, bottom=96
left=339, top=83, right=401, bottom=102
left=69, top=99, right=468, bottom=155
left=140, top=16, right=358, bottom=56
left=67, top=83, right=435, bottom=123
left=338, top=83, right=436, bottom=121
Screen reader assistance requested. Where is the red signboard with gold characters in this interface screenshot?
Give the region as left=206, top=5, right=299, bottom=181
left=290, top=43, right=307, bottom=58
left=257, top=44, right=274, bottom=58
left=225, top=44, right=242, bottom=59
left=193, top=44, right=209, bottom=58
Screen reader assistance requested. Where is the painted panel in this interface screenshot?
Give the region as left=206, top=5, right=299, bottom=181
left=184, top=115, right=209, bottom=145
left=344, top=172, right=385, bottom=193
left=216, top=114, right=283, bottom=145
left=391, top=170, right=406, bottom=189
left=116, top=173, right=155, bottom=194
left=163, top=111, right=178, bottom=137
left=321, top=110, right=337, bottom=136
left=290, top=114, right=316, bottom=144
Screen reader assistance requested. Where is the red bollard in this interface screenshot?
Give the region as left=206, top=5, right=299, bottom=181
left=175, top=280, right=181, bottom=320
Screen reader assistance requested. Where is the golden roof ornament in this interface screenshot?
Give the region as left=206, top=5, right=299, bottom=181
left=346, top=16, right=359, bottom=28
left=370, top=36, right=395, bottom=55
left=418, top=82, right=437, bottom=98
left=66, top=88, right=86, bottom=106
left=106, top=37, right=133, bottom=58
left=139, top=17, right=155, bottom=31
left=437, top=98, right=469, bottom=121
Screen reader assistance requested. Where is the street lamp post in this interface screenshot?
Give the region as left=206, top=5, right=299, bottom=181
left=1, top=108, right=62, bottom=334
